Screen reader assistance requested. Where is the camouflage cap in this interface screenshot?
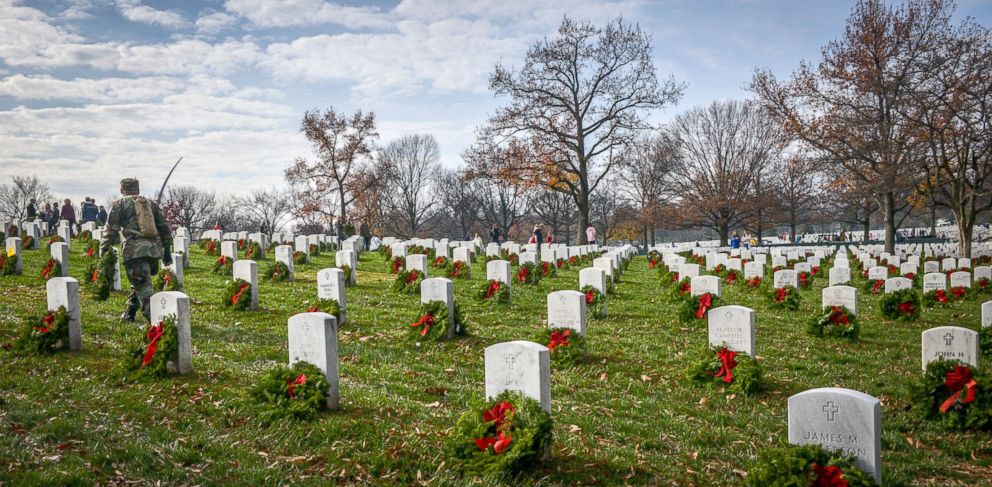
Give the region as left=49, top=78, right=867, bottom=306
left=120, top=178, right=140, bottom=195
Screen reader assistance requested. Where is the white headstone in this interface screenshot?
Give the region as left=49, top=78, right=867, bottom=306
left=149, top=291, right=192, bottom=374
left=579, top=267, right=607, bottom=297
left=829, top=267, right=851, bottom=286
left=547, top=290, right=587, bottom=335
left=407, top=254, right=428, bottom=275
left=47, top=277, right=81, bottom=350
left=50, top=242, right=69, bottom=277
left=5, top=237, right=22, bottom=274
left=983, top=301, right=992, bottom=328
left=484, top=341, right=551, bottom=413
left=275, top=245, right=295, bottom=281
left=232, top=260, right=258, bottom=310
left=921, top=326, right=979, bottom=370
left=884, top=277, right=913, bottom=294
left=707, top=305, right=755, bottom=358
left=221, top=241, right=239, bottom=262
left=922, top=273, right=947, bottom=293
left=744, top=261, right=764, bottom=280
left=421, top=277, right=457, bottom=338
left=773, top=269, right=798, bottom=289
left=690, top=275, right=721, bottom=298
left=788, top=388, right=882, bottom=483
left=288, top=312, right=340, bottom=411
left=950, top=271, right=971, bottom=289
left=317, top=268, right=348, bottom=324
left=821, top=285, right=859, bottom=316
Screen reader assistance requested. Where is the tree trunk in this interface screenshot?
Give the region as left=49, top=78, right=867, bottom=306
left=883, top=191, right=895, bottom=254
left=718, top=225, right=729, bottom=247
left=577, top=193, right=590, bottom=245
left=930, top=205, right=937, bottom=238
left=862, top=217, right=870, bottom=244
left=643, top=224, right=649, bottom=248
left=756, top=207, right=764, bottom=242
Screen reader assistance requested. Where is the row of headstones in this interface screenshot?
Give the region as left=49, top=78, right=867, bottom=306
left=3, top=237, right=122, bottom=291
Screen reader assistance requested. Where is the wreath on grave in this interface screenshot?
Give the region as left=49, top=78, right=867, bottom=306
left=223, top=279, right=253, bottom=311
left=923, top=289, right=952, bottom=307
left=808, top=306, right=860, bottom=341
left=508, top=254, right=519, bottom=266
left=713, top=264, right=726, bottom=275
left=680, top=292, right=718, bottom=323
left=338, top=264, right=353, bottom=286
left=244, top=241, right=263, bottom=260
left=308, top=243, right=321, bottom=257
left=745, top=444, right=877, bottom=487
left=477, top=279, right=510, bottom=304
left=408, top=245, right=431, bottom=255
left=77, top=230, right=92, bottom=242
left=745, top=276, right=762, bottom=288
left=203, top=239, right=219, bottom=256
left=555, top=258, right=568, bottom=270
left=949, top=286, right=969, bottom=301
left=39, top=258, right=61, bottom=282
left=409, top=300, right=465, bottom=341
left=669, top=276, right=692, bottom=300
left=975, top=277, right=991, bottom=294
left=83, top=240, right=98, bottom=260
left=21, top=235, right=34, bottom=250
left=391, top=256, right=406, bottom=274
left=542, top=327, right=586, bottom=366
left=911, top=360, right=992, bottom=431
left=126, top=314, right=179, bottom=378
left=797, top=271, right=812, bottom=290
left=539, top=261, right=556, bottom=278
left=724, top=269, right=741, bottom=285
left=153, top=268, right=181, bottom=292
left=212, top=255, right=233, bottom=274
left=448, top=260, right=471, bottom=280
left=265, top=261, right=291, bottom=282
left=392, top=269, right=424, bottom=294
left=581, top=285, right=606, bottom=319
left=432, top=256, right=449, bottom=269
left=811, top=265, right=821, bottom=277
left=568, top=255, right=578, bottom=267
left=0, top=251, right=10, bottom=276
left=878, top=289, right=921, bottom=321
left=447, top=391, right=553, bottom=476
left=689, top=345, right=763, bottom=395
left=656, top=266, right=674, bottom=283
left=85, top=250, right=116, bottom=301
left=515, top=263, right=541, bottom=285
left=251, top=361, right=331, bottom=422
left=379, top=245, right=392, bottom=260
left=304, top=298, right=342, bottom=323
left=293, top=251, right=309, bottom=266
left=768, top=286, right=800, bottom=310
left=16, top=306, right=70, bottom=354
left=45, top=235, right=64, bottom=249
left=981, top=327, right=992, bottom=361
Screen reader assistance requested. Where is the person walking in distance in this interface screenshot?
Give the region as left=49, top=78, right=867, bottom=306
left=101, top=178, right=173, bottom=323
left=585, top=225, right=597, bottom=245
left=489, top=224, right=501, bottom=244
left=359, top=221, right=371, bottom=251
left=60, top=199, right=76, bottom=237
left=533, top=224, right=544, bottom=253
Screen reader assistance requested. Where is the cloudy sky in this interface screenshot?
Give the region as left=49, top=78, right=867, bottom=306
left=2, top=0, right=991, bottom=203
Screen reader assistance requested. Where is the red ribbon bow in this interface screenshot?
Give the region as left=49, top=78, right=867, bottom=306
left=828, top=306, right=849, bottom=326
left=649, top=259, right=657, bottom=268
left=517, top=266, right=529, bottom=282
left=392, top=258, right=404, bottom=273
left=86, top=247, right=94, bottom=258
left=584, top=290, right=594, bottom=305
left=141, top=322, right=164, bottom=368
left=695, top=293, right=712, bottom=319
left=774, top=287, right=787, bottom=302
left=164, top=273, right=172, bottom=285
left=287, top=373, right=307, bottom=398
left=548, top=329, right=571, bottom=351
left=714, top=348, right=737, bottom=383
left=306, top=305, right=320, bottom=312
left=475, top=402, right=515, bottom=454
left=812, top=463, right=847, bottom=487
left=950, top=287, right=967, bottom=299
left=411, top=313, right=435, bottom=337
left=898, top=302, right=915, bottom=316
left=34, top=313, right=55, bottom=334
left=726, top=272, right=736, bottom=284
left=672, top=272, right=680, bottom=282
left=407, top=270, right=420, bottom=284
left=91, top=269, right=99, bottom=283
left=486, top=280, right=501, bottom=299
left=940, top=365, right=977, bottom=413
left=872, top=279, right=883, bottom=295
left=799, top=272, right=808, bottom=286
left=231, top=282, right=250, bottom=306
left=935, top=289, right=949, bottom=302
left=41, top=260, right=54, bottom=280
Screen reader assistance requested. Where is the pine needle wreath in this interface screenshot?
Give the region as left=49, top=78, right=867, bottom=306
left=923, top=289, right=952, bottom=307
left=45, top=235, right=64, bottom=249
left=244, top=241, right=263, bottom=260
left=408, top=244, right=431, bottom=255
left=982, top=327, right=992, bottom=362
left=542, top=327, right=586, bottom=366
left=391, top=256, right=406, bottom=274
left=879, top=288, right=921, bottom=321
left=797, top=271, right=812, bottom=289
left=265, top=261, right=291, bottom=282
left=86, top=250, right=116, bottom=301
left=126, top=315, right=180, bottom=378
left=515, top=262, right=541, bottom=285
left=21, top=235, right=34, bottom=250
left=745, top=276, right=762, bottom=288
left=808, top=306, right=859, bottom=341
left=863, top=278, right=885, bottom=296
left=680, top=292, right=719, bottom=323
left=251, top=361, right=331, bottom=422
left=392, top=269, right=424, bottom=294
left=293, top=251, right=309, bottom=266
left=223, top=279, right=253, bottom=310
left=724, top=269, right=741, bottom=285
left=83, top=240, right=98, bottom=260
left=689, top=345, right=763, bottom=395
left=0, top=251, right=10, bottom=276
left=304, top=299, right=342, bottom=323
left=380, top=245, right=393, bottom=261
left=447, top=391, right=553, bottom=476
left=203, top=239, right=219, bottom=256
left=745, top=444, right=877, bottom=487
left=476, top=279, right=510, bottom=304
left=949, top=286, right=969, bottom=301
left=539, top=261, right=556, bottom=278
left=768, top=286, right=800, bottom=310
left=656, top=266, right=674, bottom=283
left=431, top=256, right=449, bottom=269
left=556, top=258, right=568, bottom=270
left=39, top=258, right=62, bottom=282
left=409, top=300, right=465, bottom=341
left=975, top=277, right=992, bottom=295
left=16, top=306, right=70, bottom=354
left=581, top=285, right=606, bottom=319
left=338, top=264, right=353, bottom=286
left=153, top=268, right=181, bottom=292
left=212, top=255, right=234, bottom=274
left=76, top=230, right=92, bottom=242
left=910, top=359, right=992, bottom=431
left=308, top=243, right=321, bottom=257
left=668, top=276, right=692, bottom=300
left=448, top=260, right=471, bottom=280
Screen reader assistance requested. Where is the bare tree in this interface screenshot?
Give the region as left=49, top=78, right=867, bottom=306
left=666, top=100, right=787, bottom=245
left=777, top=151, right=827, bottom=242
left=468, top=16, right=684, bottom=243
left=285, top=107, right=378, bottom=225
left=529, top=187, right=577, bottom=244
left=0, top=175, right=53, bottom=222
left=381, top=134, right=444, bottom=238
left=616, top=135, right=674, bottom=245
left=233, top=188, right=295, bottom=234
left=590, top=182, right=637, bottom=243
left=437, top=169, right=481, bottom=240
left=160, top=185, right=216, bottom=232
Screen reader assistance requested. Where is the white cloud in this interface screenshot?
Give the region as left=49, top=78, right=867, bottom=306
left=0, top=74, right=186, bottom=103
left=116, top=0, right=190, bottom=29
left=195, top=11, right=239, bottom=35
left=223, top=0, right=389, bottom=29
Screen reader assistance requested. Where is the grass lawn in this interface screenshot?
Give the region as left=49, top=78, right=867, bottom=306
left=1, top=240, right=991, bottom=485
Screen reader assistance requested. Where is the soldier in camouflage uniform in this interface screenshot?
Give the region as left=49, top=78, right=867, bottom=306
left=101, top=178, right=173, bottom=323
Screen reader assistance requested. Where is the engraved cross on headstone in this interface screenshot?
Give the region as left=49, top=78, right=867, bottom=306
left=944, top=333, right=955, bottom=346
left=823, top=401, right=839, bottom=422
left=724, top=311, right=733, bottom=321
left=505, top=354, right=516, bottom=370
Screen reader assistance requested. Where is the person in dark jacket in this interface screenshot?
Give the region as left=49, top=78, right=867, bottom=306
left=26, top=199, right=37, bottom=221
left=359, top=221, right=371, bottom=250
left=98, top=206, right=108, bottom=226
left=533, top=224, right=544, bottom=252
left=489, top=224, right=501, bottom=244
left=60, top=199, right=76, bottom=237
left=81, top=197, right=99, bottom=223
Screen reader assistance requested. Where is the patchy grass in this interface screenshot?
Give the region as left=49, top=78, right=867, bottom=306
left=1, top=242, right=991, bottom=485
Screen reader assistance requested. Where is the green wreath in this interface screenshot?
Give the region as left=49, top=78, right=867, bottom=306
left=308, top=243, right=321, bottom=257
left=542, top=326, right=586, bottom=366
left=980, top=327, right=992, bottom=361
left=431, top=256, right=449, bottom=269
left=797, top=271, right=812, bottom=289
left=126, top=314, right=180, bottom=378
left=923, top=289, right=953, bottom=307
left=244, top=241, right=263, bottom=260
left=409, top=300, right=465, bottom=341
left=679, top=292, right=719, bottom=323
left=338, top=265, right=354, bottom=286
left=688, top=345, right=763, bottom=395
left=293, top=251, right=309, bottom=266
left=515, top=262, right=541, bottom=285
left=555, top=258, right=568, bottom=271
left=392, top=269, right=424, bottom=294
left=745, top=444, right=877, bottom=486
left=910, top=359, right=992, bottom=431
left=668, top=276, right=692, bottom=300
left=879, top=289, right=921, bottom=321
left=223, top=279, right=253, bottom=311
left=212, top=255, right=234, bottom=274
left=768, top=286, right=800, bottom=310
left=390, top=256, right=406, bottom=274
left=76, top=230, right=92, bottom=242
left=974, top=277, right=992, bottom=294
left=539, top=261, right=556, bottom=278
left=448, top=260, right=472, bottom=280
left=153, top=267, right=181, bottom=292
left=45, top=235, right=64, bottom=249
left=251, top=361, right=331, bottom=422
left=16, top=306, right=70, bottom=354
left=476, top=279, right=510, bottom=304
left=724, top=269, right=742, bottom=285
left=85, top=250, right=116, bottom=301
left=0, top=251, right=11, bottom=276
left=446, top=391, right=553, bottom=476
left=83, top=240, right=98, bottom=260
left=203, top=239, right=220, bottom=256
left=808, top=306, right=859, bottom=341
left=862, top=278, right=885, bottom=295
left=379, top=245, right=393, bottom=261
left=581, top=285, right=606, bottom=319
left=39, top=258, right=62, bottom=282
left=265, top=261, right=291, bottom=282
left=304, top=299, right=342, bottom=323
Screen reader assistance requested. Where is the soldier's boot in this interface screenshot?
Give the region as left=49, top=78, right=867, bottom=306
left=137, top=283, right=155, bottom=324
left=121, top=295, right=140, bottom=323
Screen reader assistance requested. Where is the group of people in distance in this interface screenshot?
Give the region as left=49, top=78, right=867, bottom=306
left=26, top=197, right=107, bottom=238
left=488, top=223, right=599, bottom=248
